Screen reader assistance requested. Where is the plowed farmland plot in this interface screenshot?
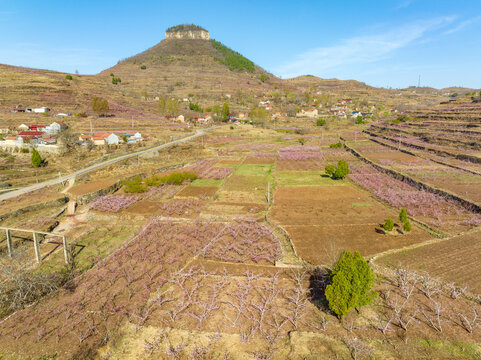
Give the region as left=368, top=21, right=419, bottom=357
left=378, top=229, right=481, bottom=294
left=269, top=186, right=432, bottom=265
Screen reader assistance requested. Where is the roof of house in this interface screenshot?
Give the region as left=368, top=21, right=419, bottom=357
left=5, top=136, right=17, bottom=140
left=19, top=131, right=44, bottom=137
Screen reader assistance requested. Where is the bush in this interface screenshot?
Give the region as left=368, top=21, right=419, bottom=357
left=21, top=148, right=30, bottom=153
left=325, top=250, right=377, bottom=320
left=329, top=141, right=342, bottom=148
left=398, top=208, right=408, bottom=223
left=383, top=217, right=394, bottom=232
left=140, top=65, right=147, bottom=70
left=31, top=148, right=43, bottom=167
left=122, top=177, right=147, bottom=193
left=316, top=119, right=326, bottom=126
left=112, top=77, right=121, bottom=85
left=260, top=74, right=268, bottom=82
left=92, top=97, right=109, bottom=113
left=333, top=160, right=349, bottom=180
left=230, top=126, right=234, bottom=130
left=403, top=219, right=411, bottom=232
left=189, top=103, right=203, bottom=112
left=325, top=165, right=336, bottom=176
left=65, top=74, right=73, bottom=80
left=144, top=172, right=198, bottom=187
left=298, top=138, right=306, bottom=145
left=355, top=116, right=365, bottom=124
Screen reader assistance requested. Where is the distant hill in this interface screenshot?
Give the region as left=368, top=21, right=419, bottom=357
left=0, top=24, right=461, bottom=115
left=99, top=26, right=278, bottom=104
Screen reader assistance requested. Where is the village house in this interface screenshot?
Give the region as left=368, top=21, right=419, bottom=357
left=18, top=130, right=44, bottom=139
left=296, top=109, right=318, bottom=118
left=17, top=124, right=29, bottom=131
left=92, top=135, right=106, bottom=146
left=237, top=112, right=248, bottom=119
left=4, top=136, right=17, bottom=146
left=193, top=116, right=207, bottom=123
left=28, top=124, right=46, bottom=132
left=26, top=107, right=50, bottom=113
left=40, top=138, right=57, bottom=145
left=45, top=122, right=68, bottom=134
left=176, top=115, right=185, bottom=122
left=105, top=133, right=120, bottom=145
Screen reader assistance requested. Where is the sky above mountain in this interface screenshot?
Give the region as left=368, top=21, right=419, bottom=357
left=1, top=0, right=480, bottom=89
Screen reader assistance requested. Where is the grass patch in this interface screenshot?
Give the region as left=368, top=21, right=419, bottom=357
left=40, top=225, right=135, bottom=274
left=235, top=164, right=273, bottom=176
left=190, top=179, right=224, bottom=187
left=417, top=339, right=481, bottom=359
left=275, top=171, right=345, bottom=186
left=351, top=202, right=372, bottom=207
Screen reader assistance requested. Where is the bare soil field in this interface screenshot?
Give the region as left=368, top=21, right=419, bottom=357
left=68, top=179, right=118, bottom=197
left=270, top=185, right=433, bottom=265
left=176, top=185, right=218, bottom=198
left=377, top=228, right=481, bottom=293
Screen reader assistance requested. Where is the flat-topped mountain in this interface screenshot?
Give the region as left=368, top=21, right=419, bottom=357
left=165, top=24, right=210, bottom=40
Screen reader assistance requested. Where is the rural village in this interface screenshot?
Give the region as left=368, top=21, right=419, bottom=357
left=0, top=18, right=481, bottom=360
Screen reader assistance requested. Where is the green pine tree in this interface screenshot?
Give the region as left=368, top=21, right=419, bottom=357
left=325, top=250, right=377, bottom=320
left=398, top=208, right=408, bottom=223
left=31, top=148, right=43, bottom=168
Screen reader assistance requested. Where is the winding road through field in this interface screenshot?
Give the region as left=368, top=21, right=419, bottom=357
left=0, top=128, right=210, bottom=202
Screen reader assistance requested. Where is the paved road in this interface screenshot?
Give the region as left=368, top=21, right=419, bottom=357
left=0, top=129, right=207, bottom=201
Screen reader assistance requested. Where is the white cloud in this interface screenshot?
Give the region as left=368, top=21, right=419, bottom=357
left=444, top=16, right=481, bottom=35
left=274, top=17, right=455, bottom=79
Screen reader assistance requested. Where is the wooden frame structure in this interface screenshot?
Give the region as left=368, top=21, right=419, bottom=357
left=1, top=226, right=69, bottom=264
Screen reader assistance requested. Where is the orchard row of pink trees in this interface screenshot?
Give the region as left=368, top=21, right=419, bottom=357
left=90, top=194, right=141, bottom=212
left=348, top=163, right=481, bottom=228
left=0, top=219, right=312, bottom=358
left=187, top=159, right=233, bottom=180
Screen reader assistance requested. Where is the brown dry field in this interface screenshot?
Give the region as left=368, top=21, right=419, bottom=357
left=0, top=186, right=61, bottom=215
left=377, top=228, right=481, bottom=293
left=270, top=185, right=433, bottom=265
left=68, top=179, right=118, bottom=196
left=176, top=185, right=218, bottom=198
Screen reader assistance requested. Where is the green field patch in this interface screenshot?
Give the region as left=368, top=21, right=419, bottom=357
left=351, top=202, right=372, bottom=207
left=214, top=163, right=241, bottom=169
left=234, top=163, right=273, bottom=176
left=275, top=171, right=345, bottom=186
left=190, top=179, right=224, bottom=187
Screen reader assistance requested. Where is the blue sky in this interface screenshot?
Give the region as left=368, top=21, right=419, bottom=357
left=1, top=0, right=480, bottom=89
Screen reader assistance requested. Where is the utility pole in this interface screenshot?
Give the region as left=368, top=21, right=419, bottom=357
left=90, top=118, right=93, bottom=135
left=418, top=75, right=421, bottom=88
left=267, top=182, right=270, bottom=204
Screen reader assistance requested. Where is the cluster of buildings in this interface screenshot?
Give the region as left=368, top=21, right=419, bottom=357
left=1, top=122, right=68, bottom=148
left=79, top=131, right=148, bottom=146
